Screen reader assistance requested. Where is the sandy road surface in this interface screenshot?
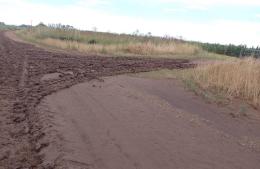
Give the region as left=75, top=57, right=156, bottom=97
left=39, top=76, right=260, bottom=169
left=0, top=31, right=193, bottom=169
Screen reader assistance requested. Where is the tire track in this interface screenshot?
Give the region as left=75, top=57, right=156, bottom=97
left=19, top=55, right=28, bottom=88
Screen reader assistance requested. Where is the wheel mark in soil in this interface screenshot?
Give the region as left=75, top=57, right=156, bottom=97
left=19, top=55, right=28, bottom=88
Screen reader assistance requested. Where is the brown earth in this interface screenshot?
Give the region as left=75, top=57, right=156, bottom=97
left=0, top=31, right=193, bottom=169
left=38, top=75, right=260, bottom=169
left=1, top=31, right=260, bottom=169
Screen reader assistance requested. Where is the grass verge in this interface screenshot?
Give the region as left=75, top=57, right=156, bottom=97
left=133, top=58, right=260, bottom=108
left=132, top=69, right=228, bottom=104
left=182, top=58, right=260, bottom=107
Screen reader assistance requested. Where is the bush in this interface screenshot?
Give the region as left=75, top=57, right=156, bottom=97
left=88, top=39, right=97, bottom=44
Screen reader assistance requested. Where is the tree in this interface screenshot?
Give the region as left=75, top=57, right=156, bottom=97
left=36, top=22, right=47, bottom=27
left=146, top=32, right=152, bottom=37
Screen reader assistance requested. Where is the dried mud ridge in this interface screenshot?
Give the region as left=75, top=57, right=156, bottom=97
left=0, top=32, right=194, bottom=169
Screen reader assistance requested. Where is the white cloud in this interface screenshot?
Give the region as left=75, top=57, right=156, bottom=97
left=156, top=0, right=260, bottom=6
left=76, top=0, right=110, bottom=6
left=147, top=0, right=260, bottom=11
left=163, top=5, right=208, bottom=13
left=177, top=20, right=260, bottom=47
left=163, top=8, right=187, bottom=13
left=185, top=5, right=208, bottom=11
left=0, top=0, right=259, bottom=46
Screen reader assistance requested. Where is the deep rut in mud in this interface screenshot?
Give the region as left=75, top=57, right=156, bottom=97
left=0, top=31, right=193, bottom=169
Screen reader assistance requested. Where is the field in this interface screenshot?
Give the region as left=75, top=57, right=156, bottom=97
left=17, top=26, right=230, bottom=60
left=19, top=26, right=260, bottom=106
left=0, top=27, right=260, bottom=169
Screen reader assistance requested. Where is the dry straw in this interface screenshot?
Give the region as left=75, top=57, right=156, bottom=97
left=18, top=26, right=201, bottom=57
left=190, top=58, right=260, bottom=106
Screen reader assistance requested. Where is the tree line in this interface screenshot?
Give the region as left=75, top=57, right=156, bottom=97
left=197, top=42, right=260, bottom=58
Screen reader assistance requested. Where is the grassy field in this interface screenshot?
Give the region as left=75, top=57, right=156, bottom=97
left=15, top=26, right=259, bottom=107
left=137, top=58, right=260, bottom=107
left=16, top=26, right=230, bottom=60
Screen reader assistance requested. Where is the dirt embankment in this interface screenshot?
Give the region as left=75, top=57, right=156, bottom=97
left=0, top=31, right=193, bottom=169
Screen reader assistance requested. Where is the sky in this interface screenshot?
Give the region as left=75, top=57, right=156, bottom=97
left=0, top=0, right=260, bottom=46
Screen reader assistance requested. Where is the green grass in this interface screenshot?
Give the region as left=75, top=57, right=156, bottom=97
left=18, top=25, right=182, bottom=45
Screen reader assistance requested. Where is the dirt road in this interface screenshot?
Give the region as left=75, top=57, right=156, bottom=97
left=0, top=31, right=193, bottom=169
left=38, top=76, right=260, bottom=169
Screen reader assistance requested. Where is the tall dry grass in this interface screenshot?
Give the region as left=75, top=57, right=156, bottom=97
left=37, top=38, right=200, bottom=56
left=17, top=27, right=202, bottom=57
left=187, top=58, right=260, bottom=107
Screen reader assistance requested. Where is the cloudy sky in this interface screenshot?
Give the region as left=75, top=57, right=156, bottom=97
left=0, top=0, right=260, bottom=46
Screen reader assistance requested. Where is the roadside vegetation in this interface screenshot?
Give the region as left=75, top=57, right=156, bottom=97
left=16, top=24, right=230, bottom=60
left=0, top=22, right=17, bottom=30
left=198, top=42, right=260, bottom=58
left=14, top=23, right=260, bottom=107
left=183, top=58, right=260, bottom=107
left=7, top=22, right=260, bottom=108
left=135, top=58, right=260, bottom=108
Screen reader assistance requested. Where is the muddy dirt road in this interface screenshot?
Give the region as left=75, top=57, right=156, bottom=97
left=0, top=31, right=193, bottom=169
